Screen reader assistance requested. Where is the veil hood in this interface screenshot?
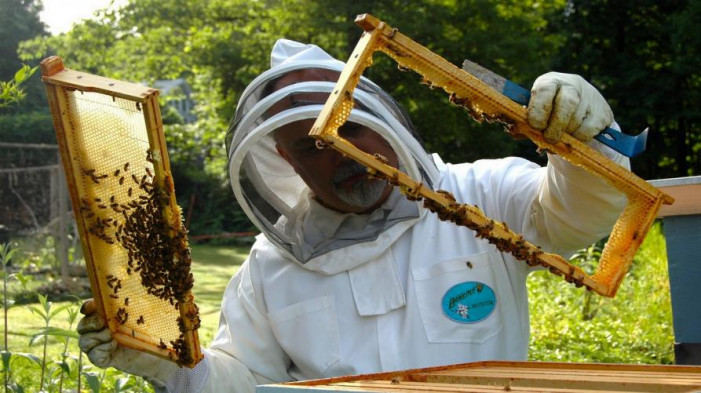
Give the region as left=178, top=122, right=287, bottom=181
left=226, top=39, right=440, bottom=272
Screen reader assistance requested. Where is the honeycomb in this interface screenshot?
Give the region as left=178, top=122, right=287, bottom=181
left=41, top=57, right=202, bottom=367
left=310, top=14, right=674, bottom=297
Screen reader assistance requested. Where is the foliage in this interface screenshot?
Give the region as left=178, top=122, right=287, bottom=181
left=4, top=235, right=676, bottom=391
left=1, top=244, right=18, bottom=392
left=0, top=0, right=47, bottom=114
left=0, top=0, right=45, bottom=78
left=8, top=0, right=696, bottom=239
left=0, top=239, right=155, bottom=392
left=27, top=293, right=70, bottom=390
left=0, top=65, right=37, bottom=108
left=3, top=0, right=698, bottom=239
left=0, top=242, right=246, bottom=392
left=2, top=242, right=38, bottom=392
left=528, top=222, right=674, bottom=364
left=21, top=0, right=565, bottom=151
left=568, top=240, right=605, bottom=321
left=4, top=297, right=154, bottom=392
left=546, top=0, right=700, bottom=178
left=0, top=110, right=54, bottom=143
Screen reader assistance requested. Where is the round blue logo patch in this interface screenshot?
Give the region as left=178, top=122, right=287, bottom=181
left=441, top=281, right=496, bottom=323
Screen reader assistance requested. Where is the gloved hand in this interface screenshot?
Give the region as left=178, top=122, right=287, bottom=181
left=527, top=72, right=613, bottom=143
left=77, top=299, right=179, bottom=388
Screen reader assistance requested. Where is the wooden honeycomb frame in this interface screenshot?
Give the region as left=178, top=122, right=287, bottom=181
left=41, top=57, right=202, bottom=367
left=310, top=14, right=674, bottom=297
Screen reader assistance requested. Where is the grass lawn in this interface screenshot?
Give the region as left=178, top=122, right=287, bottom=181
left=189, top=243, right=248, bottom=344
left=5, top=242, right=248, bottom=349
left=2, top=242, right=249, bottom=391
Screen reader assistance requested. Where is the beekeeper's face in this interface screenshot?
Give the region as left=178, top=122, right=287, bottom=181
left=275, top=119, right=398, bottom=214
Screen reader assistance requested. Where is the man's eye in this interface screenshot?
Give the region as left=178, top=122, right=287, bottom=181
left=297, top=143, right=319, bottom=153
left=339, top=123, right=363, bottom=138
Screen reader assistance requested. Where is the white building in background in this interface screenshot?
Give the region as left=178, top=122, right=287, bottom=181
left=153, top=78, right=196, bottom=124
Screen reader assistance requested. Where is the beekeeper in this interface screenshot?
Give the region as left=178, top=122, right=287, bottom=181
left=77, top=39, right=629, bottom=392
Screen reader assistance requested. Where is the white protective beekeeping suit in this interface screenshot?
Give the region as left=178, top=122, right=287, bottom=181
left=164, top=39, right=629, bottom=393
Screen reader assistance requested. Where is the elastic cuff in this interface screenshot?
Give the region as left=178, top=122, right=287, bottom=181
left=161, top=354, right=210, bottom=393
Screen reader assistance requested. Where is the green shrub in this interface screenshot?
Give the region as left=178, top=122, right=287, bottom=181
left=1, top=222, right=676, bottom=392
left=528, top=222, right=674, bottom=364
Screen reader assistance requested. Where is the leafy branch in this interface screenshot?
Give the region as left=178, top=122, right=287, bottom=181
left=0, top=65, right=38, bottom=108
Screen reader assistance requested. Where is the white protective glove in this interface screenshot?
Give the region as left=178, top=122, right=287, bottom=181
left=527, top=72, right=614, bottom=143
left=77, top=300, right=180, bottom=389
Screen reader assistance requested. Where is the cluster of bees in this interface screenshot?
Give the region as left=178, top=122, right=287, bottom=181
left=321, top=41, right=591, bottom=289
left=322, top=49, right=590, bottom=287
left=381, top=42, right=518, bottom=134
left=78, top=150, right=200, bottom=366
left=154, top=311, right=200, bottom=366
left=447, top=90, right=521, bottom=141
left=446, top=91, right=528, bottom=143
left=358, top=151, right=588, bottom=290
left=104, top=274, right=133, bottom=324
left=420, top=190, right=587, bottom=288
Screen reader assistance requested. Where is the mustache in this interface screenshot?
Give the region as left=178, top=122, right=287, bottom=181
left=332, top=160, right=369, bottom=185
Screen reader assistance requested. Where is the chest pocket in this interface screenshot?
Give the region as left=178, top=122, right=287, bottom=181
left=412, top=252, right=504, bottom=343
left=267, top=296, right=339, bottom=376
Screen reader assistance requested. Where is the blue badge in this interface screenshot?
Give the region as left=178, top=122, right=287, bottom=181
left=441, top=281, right=496, bottom=323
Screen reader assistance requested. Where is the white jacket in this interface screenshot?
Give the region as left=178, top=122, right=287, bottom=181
left=168, top=150, right=628, bottom=393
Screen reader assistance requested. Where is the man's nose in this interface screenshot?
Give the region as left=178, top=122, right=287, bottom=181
left=324, top=146, right=350, bottom=168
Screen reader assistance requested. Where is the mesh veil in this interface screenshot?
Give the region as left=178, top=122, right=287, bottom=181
left=226, top=41, right=439, bottom=266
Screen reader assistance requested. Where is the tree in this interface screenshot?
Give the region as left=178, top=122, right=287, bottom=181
left=546, top=0, right=700, bottom=178
left=19, top=0, right=260, bottom=234
left=14, top=0, right=576, bottom=233
left=0, top=0, right=45, bottom=79
left=0, top=0, right=52, bottom=154
left=0, top=0, right=47, bottom=113
left=236, top=0, right=567, bottom=165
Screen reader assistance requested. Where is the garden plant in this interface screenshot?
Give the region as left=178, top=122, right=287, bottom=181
left=0, top=222, right=674, bottom=392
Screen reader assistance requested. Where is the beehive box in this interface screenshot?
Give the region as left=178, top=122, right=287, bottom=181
left=258, top=361, right=701, bottom=393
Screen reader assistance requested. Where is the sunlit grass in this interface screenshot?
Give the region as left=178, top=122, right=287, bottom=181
left=3, top=242, right=247, bottom=391
left=189, top=244, right=246, bottom=345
